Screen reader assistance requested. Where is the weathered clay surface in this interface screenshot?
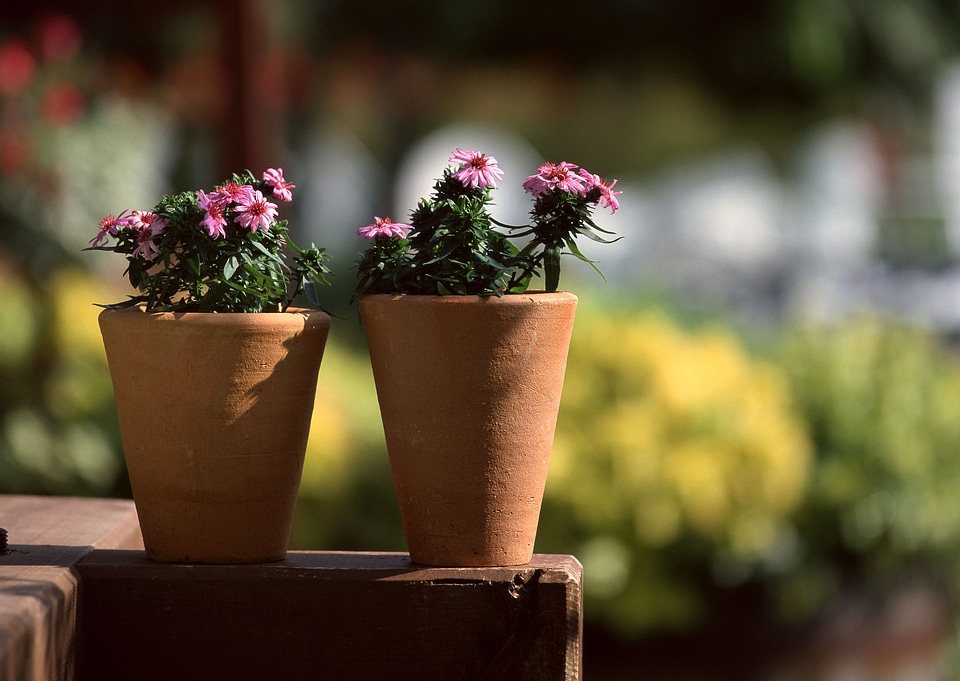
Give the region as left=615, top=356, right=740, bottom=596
left=99, top=307, right=330, bottom=563
left=360, top=293, right=577, bottom=566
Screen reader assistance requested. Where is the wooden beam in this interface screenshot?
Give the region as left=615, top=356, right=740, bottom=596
left=0, top=496, right=583, bottom=680
left=77, top=550, right=583, bottom=680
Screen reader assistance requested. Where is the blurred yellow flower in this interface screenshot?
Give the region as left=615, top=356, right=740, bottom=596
left=46, top=268, right=116, bottom=420
left=0, top=272, right=39, bottom=370
left=549, top=308, right=812, bottom=564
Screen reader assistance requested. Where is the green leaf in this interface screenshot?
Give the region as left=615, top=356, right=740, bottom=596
left=544, top=245, right=561, bottom=293
left=303, top=277, right=321, bottom=307
left=223, top=256, right=239, bottom=280
left=566, top=239, right=608, bottom=281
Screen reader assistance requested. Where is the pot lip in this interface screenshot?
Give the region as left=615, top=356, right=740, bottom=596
left=358, top=291, right=578, bottom=305
left=98, top=305, right=331, bottom=328
left=98, top=304, right=326, bottom=317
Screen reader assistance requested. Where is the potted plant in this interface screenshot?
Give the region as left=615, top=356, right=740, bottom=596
left=354, top=148, right=621, bottom=566
left=89, top=168, right=333, bottom=564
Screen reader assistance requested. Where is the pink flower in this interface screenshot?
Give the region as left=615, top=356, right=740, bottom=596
left=263, top=167, right=295, bottom=202
left=90, top=211, right=125, bottom=247
left=125, top=210, right=159, bottom=231
left=449, top=148, right=504, bottom=189
left=197, top=189, right=228, bottom=238
left=233, top=189, right=278, bottom=232
left=579, top=169, right=622, bottom=214
left=128, top=211, right=165, bottom=260
left=522, top=161, right=586, bottom=198
left=357, top=216, right=411, bottom=239
left=216, top=181, right=255, bottom=205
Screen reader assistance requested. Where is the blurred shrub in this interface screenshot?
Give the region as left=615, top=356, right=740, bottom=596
left=0, top=13, right=173, bottom=493
left=0, top=266, right=125, bottom=495
left=775, top=316, right=960, bottom=616
left=540, top=307, right=813, bottom=635
left=538, top=308, right=960, bottom=638
left=291, top=331, right=405, bottom=553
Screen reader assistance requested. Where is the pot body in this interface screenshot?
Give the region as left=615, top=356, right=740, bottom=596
left=360, top=292, right=577, bottom=566
left=99, top=306, right=330, bottom=563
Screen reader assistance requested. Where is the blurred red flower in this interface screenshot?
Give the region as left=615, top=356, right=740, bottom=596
left=41, top=83, right=85, bottom=127
left=37, top=14, right=83, bottom=63
left=0, top=41, right=36, bottom=96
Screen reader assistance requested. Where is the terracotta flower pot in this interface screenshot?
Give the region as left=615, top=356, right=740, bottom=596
left=359, top=292, right=578, bottom=566
left=98, top=306, right=330, bottom=563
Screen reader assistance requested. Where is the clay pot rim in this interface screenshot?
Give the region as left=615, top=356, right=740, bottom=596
left=359, top=291, right=578, bottom=306
left=98, top=305, right=329, bottom=329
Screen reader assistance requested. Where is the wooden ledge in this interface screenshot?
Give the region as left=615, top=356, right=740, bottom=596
left=0, top=495, right=582, bottom=681
left=0, top=495, right=143, bottom=681
left=77, top=550, right=582, bottom=681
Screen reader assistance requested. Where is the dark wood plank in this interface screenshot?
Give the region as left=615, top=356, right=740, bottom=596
left=0, top=495, right=143, bottom=681
left=0, top=496, right=582, bottom=680
left=77, top=550, right=582, bottom=681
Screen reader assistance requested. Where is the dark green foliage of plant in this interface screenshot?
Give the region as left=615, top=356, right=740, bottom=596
left=353, top=165, right=619, bottom=299
left=92, top=171, right=332, bottom=313
left=403, top=170, right=517, bottom=295
left=353, top=169, right=520, bottom=298
left=511, top=183, right=619, bottom=292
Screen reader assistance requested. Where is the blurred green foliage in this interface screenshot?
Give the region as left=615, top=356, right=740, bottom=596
left=0, top=268, right=124, bottom=495
left=305, top=0, right=960, bottom=177
left=539, top=303, right=813, bottom=635
left=777, top=317, right=960, bottom=613
left=537, top=305, right=960, bottom=637
left=289, top=333, right=405, bottom=554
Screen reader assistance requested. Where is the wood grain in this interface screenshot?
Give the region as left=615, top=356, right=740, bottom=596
left=0, top=495, right=142, bottom=681
left=0, top=497, right=583, bottom=681
left=77, top=551, right=582, bottom=681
